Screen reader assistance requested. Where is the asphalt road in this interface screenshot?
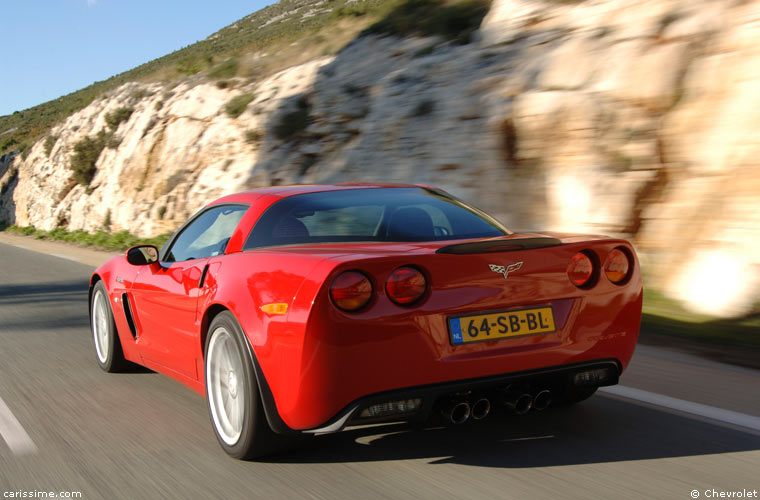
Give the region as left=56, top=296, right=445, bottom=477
left=0, top=241, right=758, bottom=500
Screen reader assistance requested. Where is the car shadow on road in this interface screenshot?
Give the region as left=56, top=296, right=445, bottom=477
left=0, top=280, right=89, bottom=305
left=264, top=394, right=760, bottom=467
left=0, top=280, right=91, bottom=330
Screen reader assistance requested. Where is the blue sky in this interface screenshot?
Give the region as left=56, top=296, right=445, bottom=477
left=1, top=0, right=273, bottom=116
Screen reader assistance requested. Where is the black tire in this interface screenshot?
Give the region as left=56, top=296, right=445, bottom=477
left=556, top=386, right=598, bottom=407
left=204, top=311, right=280, bottom=460
left=90, top=281, right=130, bottom=373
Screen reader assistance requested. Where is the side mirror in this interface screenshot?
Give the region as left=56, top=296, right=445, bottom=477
left=126, top=245, right=159, bottom=266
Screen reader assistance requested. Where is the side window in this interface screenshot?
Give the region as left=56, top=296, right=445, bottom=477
left=164, top=205, right=247, bottom=262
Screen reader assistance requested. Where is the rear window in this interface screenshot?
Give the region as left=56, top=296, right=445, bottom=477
left=243, top=187, right=509, bottom=249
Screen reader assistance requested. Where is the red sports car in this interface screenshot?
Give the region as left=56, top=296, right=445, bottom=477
left=89, top=184, right=642, bottom=458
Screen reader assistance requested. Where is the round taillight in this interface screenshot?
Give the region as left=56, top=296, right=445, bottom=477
left=604, top=248, right=630, bottom=284
left=567, top=252, right=594, bottom=287
left=330, top=271, right=372, bottom=312
left=386, top=267, right=427, bottom=305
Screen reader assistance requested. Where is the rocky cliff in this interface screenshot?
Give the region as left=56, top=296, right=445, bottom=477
left=1, top=0, right=759, bottom=317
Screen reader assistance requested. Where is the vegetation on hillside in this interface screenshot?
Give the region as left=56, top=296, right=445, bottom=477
left=224, top=93, right=255, bottom=118
left=2, top=224, right=172, bottom=252
left=104, top=106, right=134, bottom=130
left=70, top=131, right=108, bottom=186
left=0, top=0, right=492, bottom=158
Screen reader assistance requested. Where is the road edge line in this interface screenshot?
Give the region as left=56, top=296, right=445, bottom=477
left=600, top=385, right=760, bottom=432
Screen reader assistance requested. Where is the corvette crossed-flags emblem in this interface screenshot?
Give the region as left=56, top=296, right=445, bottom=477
left=489, top=262, right=523, bottom=279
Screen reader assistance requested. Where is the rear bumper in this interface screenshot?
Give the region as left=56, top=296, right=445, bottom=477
left=259, top=358, right=620, bottom=435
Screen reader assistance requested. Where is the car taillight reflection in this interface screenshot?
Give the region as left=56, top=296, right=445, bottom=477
left=386, top=267, right=427, bottom=305
left=604, top=248, right=631, bottom=284
left=330, top=271, right=373, bottom=311
left=567, top=252, right=594, bottom=288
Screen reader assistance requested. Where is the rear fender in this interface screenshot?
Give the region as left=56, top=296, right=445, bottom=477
left=197, top=252, right=329, bottom=427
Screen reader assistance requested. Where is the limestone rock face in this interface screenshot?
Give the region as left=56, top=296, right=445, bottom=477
left=3, top=0, right=760, bottom=317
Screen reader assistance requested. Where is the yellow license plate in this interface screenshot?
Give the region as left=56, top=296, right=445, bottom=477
left=449, top=306, right=556, bottom=345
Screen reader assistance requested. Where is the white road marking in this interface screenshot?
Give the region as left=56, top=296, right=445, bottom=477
left=0, top=395, right=37, bottom=455
left=600, top=385, right=760, bottom=432
left=50, top=253, right=80, bottom=262
left=12, top=244, right=30, bottom=250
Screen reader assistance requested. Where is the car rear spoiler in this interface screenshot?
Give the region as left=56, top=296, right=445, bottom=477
left=435, top=237, right=563, bottom=254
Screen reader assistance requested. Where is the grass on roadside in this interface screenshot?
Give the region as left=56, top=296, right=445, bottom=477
left=2, top=224, right=172, bottom=252
left=641, top=288, right=760, bottom=349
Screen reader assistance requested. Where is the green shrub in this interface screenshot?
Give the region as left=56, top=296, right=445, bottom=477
left=18, top=142, right=30, bottom=159
left=0, top=136, right=18, bottom=154
left=224, top=93, right=254, bottom=118
left=91, top=230, right=111, bottom=247
left=209, top=57, right=239, bottom=79
left=106, top=230, right=140, bottom=250
left=329, top=2, right=370, bottom=19
left=105, top=106, right=134, bottom=130
left=70, top=130, right=108, bottom=186
left=47, top=227, right=67, bottom=240
left=44, top=135, right=58, bottom=157
left=106, top=134, right=122, bottom=149
left=130, top=89, right=152, bottom=100
left=176, top=56, right=206, bottom=75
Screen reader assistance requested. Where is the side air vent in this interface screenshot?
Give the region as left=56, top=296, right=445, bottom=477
left=436, top=237, right=563, bottom=254
left=121, top=293, right=138, bottom=339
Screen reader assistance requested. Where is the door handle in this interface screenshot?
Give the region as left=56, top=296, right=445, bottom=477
left=198, top=264, right=210, bottom=288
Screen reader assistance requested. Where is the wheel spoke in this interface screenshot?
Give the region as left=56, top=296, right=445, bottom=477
left=232, top=398, right=241, bottom=431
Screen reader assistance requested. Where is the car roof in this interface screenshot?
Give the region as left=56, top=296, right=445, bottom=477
left=207, top=183, right=425, bottom=206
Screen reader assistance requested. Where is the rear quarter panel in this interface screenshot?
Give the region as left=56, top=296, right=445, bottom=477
left=197, top=251, right=328, bottom=396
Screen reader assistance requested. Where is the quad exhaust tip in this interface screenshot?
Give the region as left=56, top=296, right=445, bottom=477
left=503, top=391, right=533, bottom=415
left=532, top=390, right=552, bottom=411
left=441, top=389, right=552, bottom=422
left=471, top=397, right=491, bottom=420
left=442, top=401, right=471, bottom=424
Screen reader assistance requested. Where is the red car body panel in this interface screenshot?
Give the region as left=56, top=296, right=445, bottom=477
left=90, top=184, right=642, bottom=431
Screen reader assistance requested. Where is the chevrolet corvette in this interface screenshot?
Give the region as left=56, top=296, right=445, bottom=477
left=89, top=184, right=642, bottom=458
